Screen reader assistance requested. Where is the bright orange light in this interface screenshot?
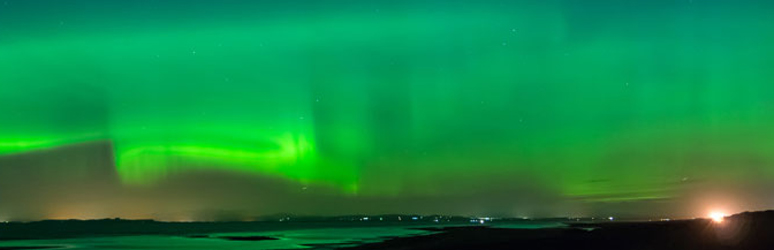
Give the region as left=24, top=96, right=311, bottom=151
left=709, top=212, right=725, bottom=223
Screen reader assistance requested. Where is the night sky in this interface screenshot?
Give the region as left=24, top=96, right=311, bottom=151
left=1, top=0, right=774, bottom=221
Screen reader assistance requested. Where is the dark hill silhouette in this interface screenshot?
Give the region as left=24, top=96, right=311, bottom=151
left=2, top=211, right=774, bottom=249
left=344, top=210, right=774, bottom=250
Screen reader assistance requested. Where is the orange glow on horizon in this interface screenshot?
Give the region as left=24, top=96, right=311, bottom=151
left=709, top=211, right=726, bottom=223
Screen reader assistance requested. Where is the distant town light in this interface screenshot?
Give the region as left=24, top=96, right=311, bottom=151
left=608, top=217, right=614, bottom=221
left=709, top=212, right=726, bottom=223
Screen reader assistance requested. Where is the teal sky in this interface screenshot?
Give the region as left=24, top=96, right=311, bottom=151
left=1, top=0, right=774, bottom=220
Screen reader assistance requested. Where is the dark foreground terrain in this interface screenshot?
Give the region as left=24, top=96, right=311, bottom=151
left=345, top=211, right=774, bottom=250
left=2, top=211, right=774, bottom=250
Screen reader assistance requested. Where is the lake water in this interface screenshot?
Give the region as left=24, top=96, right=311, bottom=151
left=0, top=222, right=563, bottom=249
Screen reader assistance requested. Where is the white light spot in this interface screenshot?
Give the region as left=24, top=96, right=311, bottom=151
left=709, top=212, right=726, bottom=223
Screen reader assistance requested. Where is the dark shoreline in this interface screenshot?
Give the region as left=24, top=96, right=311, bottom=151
left=341, top=211, right=774, bottom=250
left=2, top=211, right=773, bottom=250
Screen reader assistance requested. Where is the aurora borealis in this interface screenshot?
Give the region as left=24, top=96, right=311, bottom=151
left=2, top=0, right=774, bottom=221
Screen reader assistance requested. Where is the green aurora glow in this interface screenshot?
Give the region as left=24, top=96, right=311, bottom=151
left=1, top=0, right=774, bottom=218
